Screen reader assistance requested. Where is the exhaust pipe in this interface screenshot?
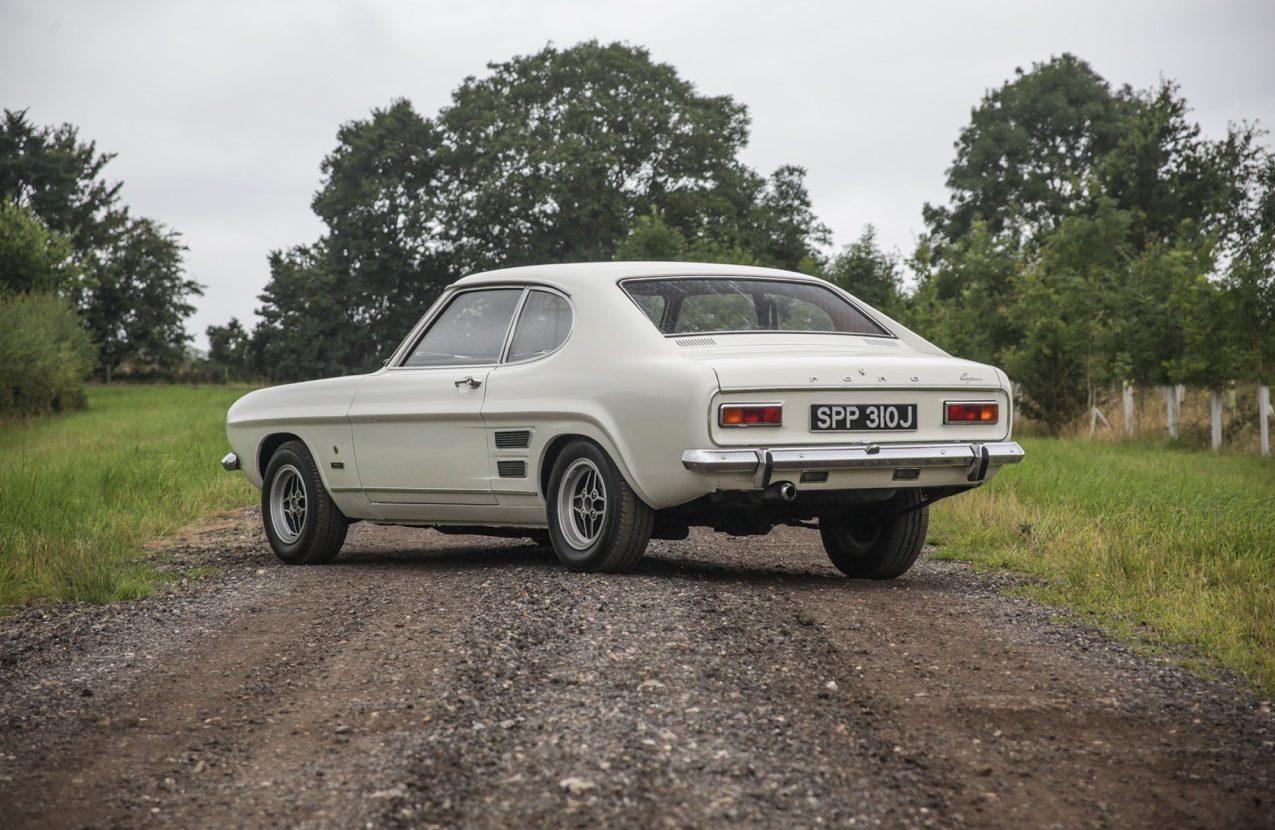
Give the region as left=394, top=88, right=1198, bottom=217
left=754, top=481, right=798, bottom=503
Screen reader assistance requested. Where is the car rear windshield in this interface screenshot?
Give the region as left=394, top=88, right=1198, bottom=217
left=622, top=277, right=891, bottom=337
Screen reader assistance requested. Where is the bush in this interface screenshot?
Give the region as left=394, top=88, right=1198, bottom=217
left=0, top=292, right=95, bottom=418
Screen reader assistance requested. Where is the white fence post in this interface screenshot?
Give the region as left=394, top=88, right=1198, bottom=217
left=1210, top=390, right=1224, bottom=451
left=1164, top=385, right=1179, bottom=438
left=1123, top=382, right=1135, bottom=438
left=1260, top=384, right=1271, bottom=457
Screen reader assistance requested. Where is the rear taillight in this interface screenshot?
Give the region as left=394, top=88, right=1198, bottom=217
left=945, top=401, right=999, bottom=424
left=719, top=403, right=783, bottom=427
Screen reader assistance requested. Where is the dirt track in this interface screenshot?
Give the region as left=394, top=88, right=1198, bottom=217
left=1, top=508, right=1271, bottom=828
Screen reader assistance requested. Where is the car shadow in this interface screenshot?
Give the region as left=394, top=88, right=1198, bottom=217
left=332, top=537, right=860, bottom=589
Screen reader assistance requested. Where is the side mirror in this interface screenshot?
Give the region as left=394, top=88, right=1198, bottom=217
left=382, top=358, right=390, bottom=367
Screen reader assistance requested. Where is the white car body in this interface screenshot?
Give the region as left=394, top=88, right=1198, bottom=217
left=224, top=262, right=1022, bottom=533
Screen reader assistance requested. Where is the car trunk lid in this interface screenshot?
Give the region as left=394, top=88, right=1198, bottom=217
left=677, top=338, right=1010, bottom=445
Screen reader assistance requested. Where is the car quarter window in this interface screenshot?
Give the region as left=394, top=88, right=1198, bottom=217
left=508, top=290, right=572, bottom=361
left=403, top=288, right=523, bottom=367
left=631, top=293, right=665, bottom=324
left=622, top=277, right=890, bottom=336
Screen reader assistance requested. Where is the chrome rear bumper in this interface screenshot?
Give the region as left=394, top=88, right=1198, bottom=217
left=681, top=441, right=1024, bottom=480
left=220, top=452, right=240, bottom=471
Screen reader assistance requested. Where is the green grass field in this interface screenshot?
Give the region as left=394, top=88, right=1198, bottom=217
left=929, top=438, right=1275, bottom=691
left=0, top=384, right=255, bottom=606
left=2, top=385, right=1272, bottom=692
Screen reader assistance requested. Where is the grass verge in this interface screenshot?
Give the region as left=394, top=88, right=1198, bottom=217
left=0, top=384, right=255, bottom=606
left=928, top=437, right=1275, bottom=693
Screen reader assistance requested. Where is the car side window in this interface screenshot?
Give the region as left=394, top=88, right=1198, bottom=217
left=403, top=288, right=522, bottom=367
left=508, top=290, right=572, bottom=361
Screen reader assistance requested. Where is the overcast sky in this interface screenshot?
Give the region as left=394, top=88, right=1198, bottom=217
left=3, top=0, right=1273, bottom=347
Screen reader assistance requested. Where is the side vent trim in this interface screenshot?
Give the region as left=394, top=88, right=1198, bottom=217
left=675, top=336, right=717, bottom=347
left=497, top=460, right=527, bottom=478
left=494, top=430, right=531, bottom=449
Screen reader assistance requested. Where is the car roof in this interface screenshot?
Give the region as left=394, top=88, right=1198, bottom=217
left=452, top=261, right=820, bottom=292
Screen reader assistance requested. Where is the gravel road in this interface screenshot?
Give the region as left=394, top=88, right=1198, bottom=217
left=1, top=508, right=1271, bottom=829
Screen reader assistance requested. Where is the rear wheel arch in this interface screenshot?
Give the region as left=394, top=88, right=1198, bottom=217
left=538, top=434, right=583, bottom=501
left=537, top=430, right=646, bottom=504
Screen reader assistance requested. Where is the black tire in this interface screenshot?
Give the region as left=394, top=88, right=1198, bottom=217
left=819, top=490, right=928, bottom=579
left=546, top=439, right=653, bottom=573
left=261, top=440, right=349, bottom=565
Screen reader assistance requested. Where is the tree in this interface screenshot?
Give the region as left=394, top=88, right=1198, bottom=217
left=251, top=244, right=354, bottom=381
left=1003, top=201, right=1132, bottom=431
left=1117, top=234, right=1217, bottom=387
left=249, top=41, right=828, bottom=380
left=825, top=226, right=902, bottom=314
left=914, top=54, right=1275, bottom=431
left=1169, top=270, right=1244, bottom=389
left=0, top=198, right=94, bottom=414
left=437, top=41, right=828, bottom=272
left=905, top=222, right=1022, bottom=367
left=0, top=292, right=94, bottom=417
left=0, top=199, right=81, bottom=296
left=1097, top=81, right=1241, bottom=252
left=614, top=208, right=685, bottom=261
left=206, top=317, right=253, bottom=381
left=1, top=110, right=201, bottom=377
left=253, top=99, right=451, bottom=378
left=312, top=99, right=454, bottom=360
left=923, top=54, right=1133, bottom=248
left=440, top=41, right=748, bottom=269
left=81, top=215, right=201, bottom=379
left=1221, top=153, right=1275, bottom=383
left=0, top=109, right=120, bottom=252
left=743, top=165, right=830, bottom=271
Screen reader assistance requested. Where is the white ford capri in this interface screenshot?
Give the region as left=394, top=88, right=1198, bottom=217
left=222, top=262, right=1023, bottom=578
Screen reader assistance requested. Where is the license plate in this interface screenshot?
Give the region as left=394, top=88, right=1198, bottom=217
left=810, top=403, right=917, bottom=431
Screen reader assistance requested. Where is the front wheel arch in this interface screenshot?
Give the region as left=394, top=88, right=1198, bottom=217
left=257, top=431, right=303, bottom=480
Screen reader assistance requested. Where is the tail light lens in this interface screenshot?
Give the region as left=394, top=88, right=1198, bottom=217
left=720, top=404, right=783, bottom=427
left=945, top=401, right=999, bottom=424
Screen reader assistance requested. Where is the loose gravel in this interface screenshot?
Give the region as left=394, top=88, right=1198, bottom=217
left=1, top=508, right=1270, bottom=828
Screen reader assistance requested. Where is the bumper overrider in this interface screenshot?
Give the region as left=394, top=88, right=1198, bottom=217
left=681, top=441, right=1024, bottom=485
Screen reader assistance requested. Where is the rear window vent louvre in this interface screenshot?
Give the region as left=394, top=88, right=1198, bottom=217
left=497, top=460, right=527, bottom=478
left=494, top=430, right=531, bottom=449
left=675, top=336, right=717, bottom=348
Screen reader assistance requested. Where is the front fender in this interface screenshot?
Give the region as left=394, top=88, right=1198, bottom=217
left=225, top=376, right=367, bottom=495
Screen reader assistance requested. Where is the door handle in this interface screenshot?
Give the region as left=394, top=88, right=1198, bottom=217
left=454, top=376, right=482, bottom=389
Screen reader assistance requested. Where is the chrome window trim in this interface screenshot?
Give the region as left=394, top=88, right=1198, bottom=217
left=616, top=274, right=897, bottom=340
left=942, top=399, right=1001, bottom=425
left=717, top=401, right=785, bottom=428
left=496, top=288, right=532, bottom=364
left=499, top=286, right=577, bottom=366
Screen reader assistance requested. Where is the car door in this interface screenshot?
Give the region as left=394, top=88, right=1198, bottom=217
left=348, top=287, right=524, bottom=509
left=480, top=288, right=575, bottom=510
